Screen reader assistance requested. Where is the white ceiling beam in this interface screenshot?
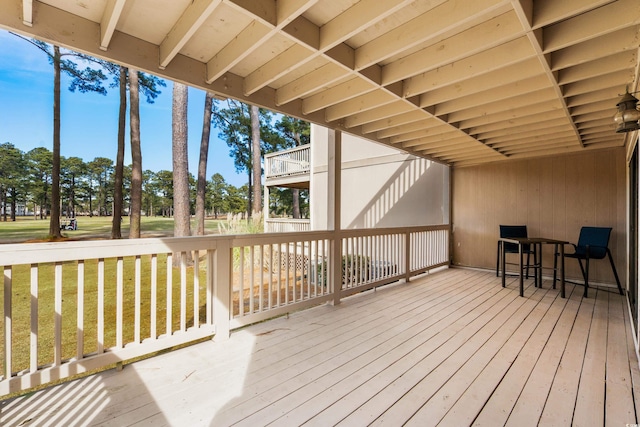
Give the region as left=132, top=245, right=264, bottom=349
left=100, top=0, right=127, bottom=51
left=355, top=0, right=508, bottom=70
left=326, top=90, right=397, bottom=122
left=558, top=52, right=634, bottom=85
left=407, top=38, right=538, bottom=98
left=468, top=111, right=570, bottom=139
left=244, top=44, right=313, bottom=95
left=435, top=74, right=551, bottom=115
left=459, top=99, right=564, bottom=129
left=343, top=101, right=415, bottom=128
left=404, top=135, right=472, bottom=150
left=390, top=126, right=454, bottom=144
left=276, top=63, right=347, bottom=106
left=22, top=0, right=32, bottom=26
left=210, top=0, right=317, bottom=87
left=362, top=110, right=442, bottom=138
left=421, top=58, right=545, bottom=108
left=206, top=21, right=272, bottom=83
left=567, top=87, right=619, bottom=107
left=543, top=0, right=640, bottom=53
left=562, top=69, right=633, bottom=97
left=469, top=110, right=568, bottom=135
left=277, top=0, right=319, bottom=26
left=551, top=27, right=639, bottom=71
left=532, top=0, right=613, bottom=29
left=159, top=0, right=222, bottom=69
left=320, top=0, right=412, bottom=50
left=485, top=124, right=572, bottom=145
left=302, top=78, right=377, bottom=114
left=446, top=87, right=557, bottom=122
left=381, top=10, right=523, bottom=85
left=376, top=119, right=442, bottom=139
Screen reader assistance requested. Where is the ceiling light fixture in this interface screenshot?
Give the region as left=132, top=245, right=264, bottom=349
left=613, top=87, right=640, bottom=133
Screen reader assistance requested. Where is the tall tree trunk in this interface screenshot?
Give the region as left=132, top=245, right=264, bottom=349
left=172, top=83, right=191, bottom=264
left=49, top=46, right=62, bottom=238
left=250, top=105, right=261, bottom=215
left=195, top=92, right=213, bottom=235
left=111, top=66, right=127, bottom=239
left=129, top=68, right=142, bottom=239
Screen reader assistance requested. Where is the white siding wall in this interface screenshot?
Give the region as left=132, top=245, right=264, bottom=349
left=310, top=125, right=450, bottom=230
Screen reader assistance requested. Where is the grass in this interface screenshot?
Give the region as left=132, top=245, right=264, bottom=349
left=0, top=216, right=225, bottom=243
left=0, top=215, right=231, bottom=385
left=1, top=253, right=209, bottom=377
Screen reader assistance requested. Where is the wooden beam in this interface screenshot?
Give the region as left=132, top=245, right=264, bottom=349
left=159, top=0, right=222, bottom=69
left=100, top=0, right=127, bottom=51
left=355, top=0, right=507, bottom=69
left=325, top=90, right=397, bottom=122
left=206, top=20, right=272, bottom=83
left=421, top=58, right=546, bottom=108
left=276, top=63, right=346, bottom=105
left=320, top=0, right=412, bottom=51
left=22, top=0, right=32, bottom=26
left=543, top=0, right=640, bottom=53
left=343, top=101, right=415, bottom=128
left=302, top=78, right=377, bottom=114
left=381, top=10, right=523, bottom=85
left=405, top=36, right=537, bottom=97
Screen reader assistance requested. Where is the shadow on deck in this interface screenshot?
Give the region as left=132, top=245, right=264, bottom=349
left=1, top=268, right=638, bottom=426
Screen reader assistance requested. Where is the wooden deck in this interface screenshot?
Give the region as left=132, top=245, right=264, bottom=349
left=1, top=268, right=639, bottom=426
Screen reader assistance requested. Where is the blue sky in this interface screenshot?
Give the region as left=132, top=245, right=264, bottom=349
left=0, top=30, right=246, bottom=187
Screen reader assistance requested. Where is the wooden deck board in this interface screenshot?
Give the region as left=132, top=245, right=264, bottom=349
left=1, top=268, right=637, bottom=427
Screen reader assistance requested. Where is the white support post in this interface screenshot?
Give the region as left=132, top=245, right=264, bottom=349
left=328, top=129, right=342, bottom=306
left=214, top=240, right=231, bottom=341
left=264, top=184, right=269, bottom=232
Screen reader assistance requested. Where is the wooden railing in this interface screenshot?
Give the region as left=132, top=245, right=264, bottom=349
left=0, top=224, right=449, bottom=395
left=264, top=144, right=311, bottom=179
left=265, top=218, right=311, bottom=233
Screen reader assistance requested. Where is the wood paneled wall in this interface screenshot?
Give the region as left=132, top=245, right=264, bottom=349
left=452, top=148, right=627, bottom=286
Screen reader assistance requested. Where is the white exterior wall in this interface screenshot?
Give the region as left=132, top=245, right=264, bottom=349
left=311, top=125, right=450, bottom=230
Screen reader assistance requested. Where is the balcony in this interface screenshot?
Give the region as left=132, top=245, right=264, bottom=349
left=1, top=268, right=637, bottom=425
left=0, top=225, right=448, bottom=397
left=264, top=145, right=310, bottom=189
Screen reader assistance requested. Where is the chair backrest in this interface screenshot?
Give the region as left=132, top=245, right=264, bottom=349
left=500, top=225, right=528, bottom=239
left=500, top=225, right=528, bottom=252
left=575, top=226, right=612, bottom=259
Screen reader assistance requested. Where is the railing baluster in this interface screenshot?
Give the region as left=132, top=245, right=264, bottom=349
left=116, top=257, right=124, bottom=349
left=194, top=250, right=200, bottom=329
left=151, top=254, right=157, bottom=340
left=97, top=258, right=104, bottom=354
left=249, top=246, right=255, bottom=313
left=4, top=266, right=12, bottom=380
left=134, top=255, right=141, bottom=343
left=239, top=248, right=244, bottom=316
left=259, top=245, right=264, bottom=311
left=76, top=261, right=84, bottom=361
left=54, top=262, right=62, bottom=366
left=30, top=264, right=38, bottom=372
left=180, top=252, right=187, bottom=332
left=166, top=253, right=172, bottom=336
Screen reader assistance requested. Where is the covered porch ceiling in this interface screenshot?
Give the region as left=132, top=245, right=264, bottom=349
left=1, top=0, right=639, bottom=167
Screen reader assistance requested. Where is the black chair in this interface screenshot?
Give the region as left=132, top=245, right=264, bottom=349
left=496, top=225, right=536, bottom=280
left=562, top=226, right=623, bottom=297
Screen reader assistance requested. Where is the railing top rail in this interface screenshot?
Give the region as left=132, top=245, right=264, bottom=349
left=264, top=144, right=310, bottom=159
left=265, top=218, right=311, bottom=223
left=0, top=224, right=450, bottom=266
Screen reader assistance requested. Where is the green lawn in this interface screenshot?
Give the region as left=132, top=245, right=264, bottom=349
left=0, top=216, right=224, bottom=243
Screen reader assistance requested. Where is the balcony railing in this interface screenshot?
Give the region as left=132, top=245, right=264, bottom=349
left=0, top=224, right=449, bottom=395
left=265, top=218, right=311, bottom=233
left=264, top=144, right=310, bottom=180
